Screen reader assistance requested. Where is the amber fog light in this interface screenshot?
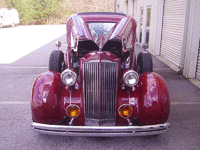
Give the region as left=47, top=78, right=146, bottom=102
left=118, top=104, right=133, bottom=118
left=66, top=105, right=80, bottom=118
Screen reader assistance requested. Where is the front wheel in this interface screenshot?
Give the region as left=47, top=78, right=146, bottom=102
left=137, top=52, right=153, bottom=74
left=49, top=50, right=65, bottom=73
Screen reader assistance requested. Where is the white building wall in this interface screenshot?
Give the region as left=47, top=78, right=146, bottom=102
left=152, top=0, right=164, bottom=55
left=115, top=0, right=137, bottom=17
left=183, top=0, right=200, bottom=78
left=132, top=0, right=137, bottom=19
left=114, top=0, right=200, bottom=81
left=127, top=0, right=133, bottom=16
left=134, top=0, right=164, bottom=55
left=115, top=0, right=163, bottom=55
left=115, top=0, right=126, bottom=14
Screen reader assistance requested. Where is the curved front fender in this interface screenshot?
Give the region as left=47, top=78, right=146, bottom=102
left=117, top=72, right=170, bottom=126
left=31, top=71, right=63, bottom=124
left=136, top=72, right=170, bottom=125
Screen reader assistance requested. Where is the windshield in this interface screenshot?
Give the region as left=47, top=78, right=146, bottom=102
left=87, top=22, right=116, bottom=36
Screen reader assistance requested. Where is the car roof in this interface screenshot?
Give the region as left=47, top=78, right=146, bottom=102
left=77, top=12, right=126, bottom=22
left=77, top=12, right=126, bottom=16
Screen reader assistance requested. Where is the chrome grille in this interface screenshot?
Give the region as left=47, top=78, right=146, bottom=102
left=83, top=60, right=118, bottom=122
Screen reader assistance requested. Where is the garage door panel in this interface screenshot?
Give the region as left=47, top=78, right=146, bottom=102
left=163, top=11, right=185, bottom=16
left=161, top=34, right=183, bottom=42
left=161, top=54, right=180, bottom=66
left=161, top=51, right=181, bottom=65
left=164, top=0, right=185, bottom=5
left=163, top=18, right=184, bottom=23
left=162, top=30, right=183, bottom=38
left=161, top=39, right=182, bottom=49
left=162, top=28, right=184, bottom=34
left=196, top=41, right=200, bottom=80
left=160, top=0, right=186, bottom=67
left=161, top=44, right=182, bottom=55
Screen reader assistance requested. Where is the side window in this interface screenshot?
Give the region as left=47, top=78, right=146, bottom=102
left=126, top=30, right=133, bottom=49
left=70, top=28, right=78, bottom=51
left=122, top=20, right=133, bottom=52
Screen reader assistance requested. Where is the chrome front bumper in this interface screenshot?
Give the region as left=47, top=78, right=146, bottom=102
left=31, top=122, right=170, bottom=137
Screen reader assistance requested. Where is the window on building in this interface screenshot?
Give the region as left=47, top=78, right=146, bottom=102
left=117, top=5, right=120, bottom=13
left=132, top=0, right=134, bottom=17
left=125, top=1, right=128, bottom=15
left=146, top=6, right=151, bottom=27
left=145, top=6, right=151, bottom=44
left=139, top=7, right=144, bottom=43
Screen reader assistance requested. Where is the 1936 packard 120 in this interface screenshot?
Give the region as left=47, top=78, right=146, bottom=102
left=31, top=12, right=170, bottom=136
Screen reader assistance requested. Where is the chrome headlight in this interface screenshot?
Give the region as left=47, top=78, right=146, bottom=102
left=61, top=69, right=77, bottom=86
left=123, top=70, right=139, bottom=87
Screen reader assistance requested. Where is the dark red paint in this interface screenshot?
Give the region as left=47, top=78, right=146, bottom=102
left=31, top=13, right=170, bottom=126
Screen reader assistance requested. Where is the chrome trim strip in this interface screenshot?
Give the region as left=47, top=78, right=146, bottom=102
left=66, top=48, right=70, bottom=69
left=31, top=122, right=170, bottom=137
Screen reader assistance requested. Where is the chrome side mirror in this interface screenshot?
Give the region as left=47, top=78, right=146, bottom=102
left=142, top=43, right=148, bottom=50
left=55, top=41, right=62, bottom=50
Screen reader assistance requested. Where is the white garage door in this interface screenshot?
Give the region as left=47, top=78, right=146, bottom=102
left=196, top=40, right=200, bottom=80
left=195, top=1, right=200, bottom=81
left=160, top=0, right=186, bottom=67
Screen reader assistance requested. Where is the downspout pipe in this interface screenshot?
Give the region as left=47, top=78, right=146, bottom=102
left=114, top=0, right=117, bottom=12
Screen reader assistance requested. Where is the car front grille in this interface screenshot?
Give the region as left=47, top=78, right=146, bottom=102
left=83, top=60, right=118, bottom=125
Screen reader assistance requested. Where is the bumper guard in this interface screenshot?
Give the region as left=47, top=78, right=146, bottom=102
left=31, top=122, right=170, bottom=137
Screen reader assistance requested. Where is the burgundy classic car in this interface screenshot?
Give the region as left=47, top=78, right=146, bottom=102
left=31, top=12, right=170, bottom=136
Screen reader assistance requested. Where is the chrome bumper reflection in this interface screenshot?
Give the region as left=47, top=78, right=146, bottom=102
left=31, top=122, right=170, bottom=137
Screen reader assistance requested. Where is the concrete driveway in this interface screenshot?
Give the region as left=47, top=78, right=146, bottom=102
left=0, top=25, right=66, bottom=64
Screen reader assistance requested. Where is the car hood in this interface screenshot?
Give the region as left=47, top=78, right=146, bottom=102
left=66, top=14, right=136, bottom=49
